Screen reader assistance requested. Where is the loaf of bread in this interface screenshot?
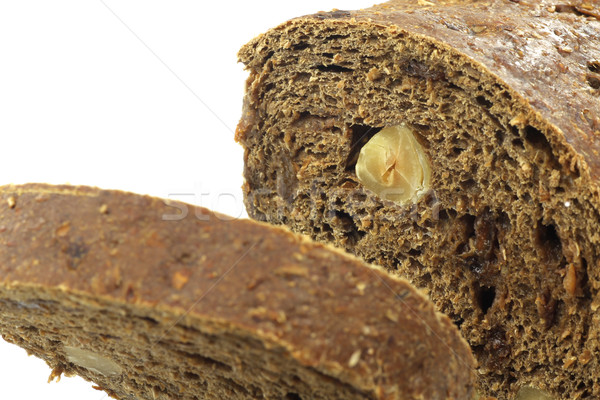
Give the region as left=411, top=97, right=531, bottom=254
left=236, top=1, right=600, bottom=398
left=0, top=183, right=475, bottom=400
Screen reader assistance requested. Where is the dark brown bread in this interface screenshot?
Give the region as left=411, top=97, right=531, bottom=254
left=236, top=1, right=600, bottom=399
left=0, top=183, right=475, bottom=400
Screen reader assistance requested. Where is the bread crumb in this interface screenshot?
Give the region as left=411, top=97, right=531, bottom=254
left=275, top=310, right=287, bottom=324
left=274, top=265, right=309, bottom=277
left=521, top=162, right=532, bottom=177
left=579, top=349, right=592, bottom=365
left=557, top=45, right=573, bottom=54
left=367, top=67, right=381, bottom=81
left=172, top=270, right=190, bottom=290
left=356, top=282, right=367, bottom=295
left=48, top=367, right=64, bottom=383
left=549, top=169, right=560, bottom=188
left=358, top=105, right=367, bottom=117
left=563, top=356, right=577, bottom=369
left=292, top=252, right=305, bottom=261
left=563, top=263, right=577, bottom=296
left=7, top=196, right=16, bottom=209
left=386, top=309, right=400, bottom=322
left=509, top=114, right=527, bottom=127
left=560, top=330, right=571, bottom=341
left=55, top=222, right=71, bottom=237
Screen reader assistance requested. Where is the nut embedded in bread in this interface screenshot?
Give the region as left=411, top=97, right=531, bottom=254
left=0, top=183, right=476, bottom=400
left=236, top=0, right=600, bottom=398
left=355, top=124, right=431, bottom=204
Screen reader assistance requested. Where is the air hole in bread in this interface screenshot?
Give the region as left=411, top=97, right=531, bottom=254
left=554, top=4, right=580, bottom=14
left=452, top=146, right=466, bottom=156
left=324, top=34, right=350, bottom=42
left=587, top=73, right=600, bottom=89
left=512, top=138, right=525, bottom=149
left=402, top=58, right=445, bottom=80
left=460, top=179, right=476, bottom=190
left=293, top=42, right=310, bottom=51
left=473, top=209, right=504, bottom=266
left=346, top=125, right=382, bottom=170
left=437, top=209, right=450, bottom=221
left=184, top=372, right=200, bottom=380
left=524, top=126, right=551, bottom=151
left=454, top=317, right=465, bottom=330
left=174, top=350, right=233, bottom=373
left=495, top=130, right=505, bottom=143
left=315, top=64, right=353, bottom=73
left=581, top=258, right=592, bottom=298
left=456, top=214, right=476, bottom=255
left=524, top=125, right=561, bottom=168
left=141, top=316, right=158, bottom=325
left=481, top=328, right=510, bottom=370
left=476, top=95, right=493, bottom=109
left=328, top=210, right=366, bottom=245
left=552, top=4, right=600, bottom=19
left=477, top=285, right=496, bottom=315
left=407, top=248, right=422, bottom=257
left=509, top=123, right=520, bottom=137
left=537, top=289, right=559, bottom=329
left=535, top=222, right=562, bottom=263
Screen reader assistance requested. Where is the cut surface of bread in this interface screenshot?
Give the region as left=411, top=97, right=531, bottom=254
left=0, top=183, right=475, bottom=400
left=236, top=1, right=600, bottom=399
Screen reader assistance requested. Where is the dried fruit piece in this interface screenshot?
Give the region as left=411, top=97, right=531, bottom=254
left=355, top=125, right=431, bottom=204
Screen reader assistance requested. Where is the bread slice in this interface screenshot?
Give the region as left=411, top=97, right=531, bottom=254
left=236, top=1, right=600, bottom=398
left=0, top=183, right=475, bottom=400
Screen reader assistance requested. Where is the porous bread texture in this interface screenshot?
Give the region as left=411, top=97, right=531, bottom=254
left=236, top=1, right=600, bottom=399
left=0, top=184, right=475, bottom=400
left=1, top=286, right=387, bottom=400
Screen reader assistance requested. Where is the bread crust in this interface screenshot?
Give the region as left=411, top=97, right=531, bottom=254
left=0, top=184, right=475, bottom=400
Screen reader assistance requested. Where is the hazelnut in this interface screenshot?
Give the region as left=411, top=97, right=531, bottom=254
left=355, top=125, right=431, bottom=204
left=64, top=346, right=123, bottom=376
left=515, top=386, right=554, bottom=400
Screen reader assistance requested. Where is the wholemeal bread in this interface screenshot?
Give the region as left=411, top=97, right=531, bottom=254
left=236, top=1, right=600, bottom=398
left=0, top=183, right=475, bottom=400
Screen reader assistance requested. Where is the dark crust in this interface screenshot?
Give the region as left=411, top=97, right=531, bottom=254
left=0, top=183, right=475, bottom=400
left=240, top=0, right=600, bottom=182
left=365, top=0, right=600, bottom=181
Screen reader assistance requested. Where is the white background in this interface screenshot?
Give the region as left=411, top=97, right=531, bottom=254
left=0, top=1, right=375, bottom=399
